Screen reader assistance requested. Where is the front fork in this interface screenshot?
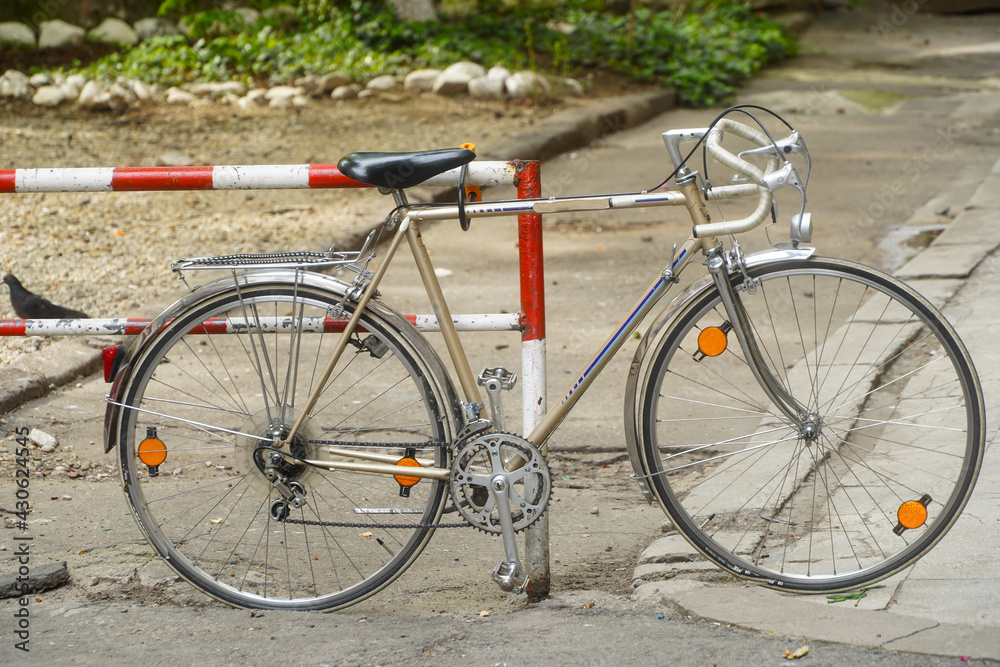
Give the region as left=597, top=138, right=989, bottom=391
left=705, top=247, right=809, bottom=430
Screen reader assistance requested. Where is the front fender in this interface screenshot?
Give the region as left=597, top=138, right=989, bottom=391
left=622, top=246, right=816, bottom=502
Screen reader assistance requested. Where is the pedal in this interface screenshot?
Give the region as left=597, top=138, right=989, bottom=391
left=477, top=367, right=516, bottom=432
left=493, top=559, right=529, bottom=594
left=477, top=366, right=517, bottom=390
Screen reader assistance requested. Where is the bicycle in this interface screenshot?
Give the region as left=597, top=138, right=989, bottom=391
left=102, top=106, right=985, bottom=611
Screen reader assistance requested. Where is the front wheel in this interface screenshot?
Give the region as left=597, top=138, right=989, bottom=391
left=115, top=276, right=459, bottom=610
left=635, top=257, right=984, bottom=592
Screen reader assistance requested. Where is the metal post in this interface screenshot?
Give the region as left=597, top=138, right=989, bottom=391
left=516, top=161, right=549, bottom=600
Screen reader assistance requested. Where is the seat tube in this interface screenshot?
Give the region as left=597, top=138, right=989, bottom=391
left=405, top=221, right=483, bottom=406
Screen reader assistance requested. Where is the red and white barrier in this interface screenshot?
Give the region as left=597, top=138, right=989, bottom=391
left=0, top=162, right=519, bottom=193
left=0, top=156, right=549, bottom=590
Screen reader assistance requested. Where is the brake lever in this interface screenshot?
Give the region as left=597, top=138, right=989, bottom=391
left=738, top=131, right=811, bottom=189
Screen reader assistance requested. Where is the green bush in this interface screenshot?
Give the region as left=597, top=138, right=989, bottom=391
left=73, top=1, right=795, bottom=107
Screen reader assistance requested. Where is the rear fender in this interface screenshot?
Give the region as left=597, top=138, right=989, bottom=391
left=103, top=271, right=462, bottom=453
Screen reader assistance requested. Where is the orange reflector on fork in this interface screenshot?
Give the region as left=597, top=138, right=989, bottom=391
left=698, top=326, right=729, bottom=357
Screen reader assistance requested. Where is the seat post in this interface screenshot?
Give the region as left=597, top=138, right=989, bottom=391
left=389, top=188, right=408, bottom=207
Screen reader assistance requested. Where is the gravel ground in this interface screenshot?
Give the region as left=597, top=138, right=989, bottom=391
left=0, top=95, right=555, bottom=364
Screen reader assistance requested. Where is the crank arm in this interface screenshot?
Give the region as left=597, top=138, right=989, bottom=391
left=489, top=474, right=529, bottom=594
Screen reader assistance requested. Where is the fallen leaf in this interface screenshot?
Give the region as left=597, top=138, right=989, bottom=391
left=782, top=645, right=809, bottom=659
left=210, top=519, right=222, bottom=524
left=361, top=532, right=373, bottom=537
left=479, top=610, right=491, bottom=617
left=826, top=584, right=885, bottom=605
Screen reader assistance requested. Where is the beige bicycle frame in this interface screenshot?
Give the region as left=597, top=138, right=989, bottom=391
left=282, top=178, right=718, bottom=480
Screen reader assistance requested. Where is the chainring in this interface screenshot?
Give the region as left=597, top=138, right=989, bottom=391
left=449, top=431, right=551, bottom=534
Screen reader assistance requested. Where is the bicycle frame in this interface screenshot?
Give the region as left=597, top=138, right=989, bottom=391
left=281, top=176, right=722, bottom=479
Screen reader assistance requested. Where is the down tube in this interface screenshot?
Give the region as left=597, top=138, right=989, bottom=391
left=527, top=272, right=677, bottom=446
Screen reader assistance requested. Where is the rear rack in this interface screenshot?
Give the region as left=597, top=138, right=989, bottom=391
left=171, top=249, right=360, bottom=271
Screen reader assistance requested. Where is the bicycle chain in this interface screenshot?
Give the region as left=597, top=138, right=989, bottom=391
left=283, top=517, right=471, bottom=529
left=299, top=439, right=448, bottom=449
left=282, top=433, right=499, bottom=529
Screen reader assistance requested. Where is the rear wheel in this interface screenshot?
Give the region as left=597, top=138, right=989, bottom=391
left=636, top=257, right=984, bottom=592
left=117, top=278, right=458, bottom=610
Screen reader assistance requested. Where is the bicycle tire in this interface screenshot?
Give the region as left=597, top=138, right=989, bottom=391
left=634, top=256, right=984, bottom=593
left=116, top=276, right=460, bottom=610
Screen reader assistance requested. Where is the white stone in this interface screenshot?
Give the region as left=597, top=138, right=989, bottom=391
left=0, top=70, right=31, bottom=99
left=293, top=75, right=318, bottom=95
left=233, top=7, right=261, bottom=25
left=262, top=4, right=297, bottom=20
left=0, top=22, right=35, bottom=50
left=165, top=87, right=197, bottom=104
left=59, top=81, right=81, bottom=101
left=28, top=428, right=57, bottom=450
left=559, top=77, right=584, bottom=97
left=130, top=79, right=153, bottom=101
left=88, top=18, right=138, bottom=45
left=386, top=0, right=437, bottom=22
left=32, top=88, right=67, bottom=107
left=133, top=17, right=181, bottom=41
left=292, top=95, right=309, bottom=107
left=29, top=72, right=51, bottom=87
left=487, top=66, right=511, bottom=83
left=505, top=70, right=550, bottom=100
left=77, top=80, right=108, bottom=108
left=269, top=96, right=291, bottom=109
left=109, top=83, right=135, bottom=104
left=432, top=61, right=486, bottom=96
left=245, top=88, right=268, bottom=103
left=184, top=81, right=247, bottom=97
left=468, top=75, right=505, bottom=100
left=366, top=75, right=399, bottom=92
left=63, top=74, right=87, bottom=95
left=235, top=95, right=259, bottom=111
left=38, top=20, right=85, bottom=49
left=404, top=69, right=440, bottom=93
left=331, top=83, right=362, bottom=100
left=318, top=72, right=352, bottom=93
left=357, top=89, right=377, bottom=100
left=264, top=85, right=305, bottom=101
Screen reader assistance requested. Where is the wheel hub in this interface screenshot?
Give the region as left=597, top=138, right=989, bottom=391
left=235, top=408, right=327, bottom=495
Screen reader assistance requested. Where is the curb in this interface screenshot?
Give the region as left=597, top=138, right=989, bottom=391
left=0, top=339, right=104, bottom=414
left=0, top=88, right=677, bottom=418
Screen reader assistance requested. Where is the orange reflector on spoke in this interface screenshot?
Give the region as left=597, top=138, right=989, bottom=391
left=138, top=431, right=167, bottom=468
left=897, top=500, right=928, bottom=529
left=893, top=494, right=931, bottom=535
left=394, top=457, right=421, bottom=487
left=698, top=326, right=728, bottom=357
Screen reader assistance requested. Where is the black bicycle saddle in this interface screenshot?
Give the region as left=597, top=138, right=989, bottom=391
left=337, top=148, right=475, bottom=189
